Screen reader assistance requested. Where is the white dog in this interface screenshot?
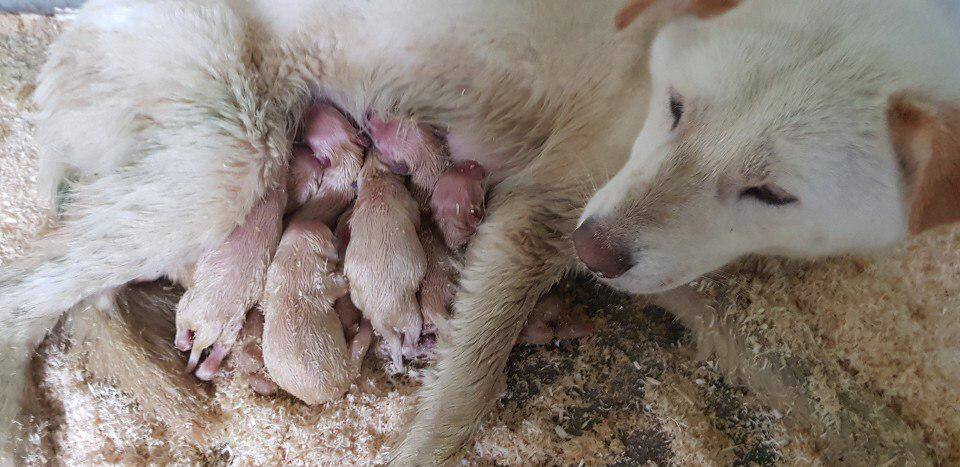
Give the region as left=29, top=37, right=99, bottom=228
left=1, top=0, right=958, bottom=464
left=576, top=0, right=960, bottom=297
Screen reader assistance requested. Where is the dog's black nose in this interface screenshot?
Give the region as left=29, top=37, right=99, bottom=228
left=572, top=218, right=632, bottom=279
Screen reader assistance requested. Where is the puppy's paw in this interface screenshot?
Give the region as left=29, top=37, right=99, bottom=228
left=431, top=160, right=487, bottom=248
left=175, top=288, right=250, bottom=380
left=375, top=311, right=424, bottom=371
left=519, top=294, right=593, bottom=345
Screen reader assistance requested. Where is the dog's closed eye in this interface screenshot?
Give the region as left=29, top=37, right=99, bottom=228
left=739, top=183, right=797, bottom=206
left=669, top=92, right=684, bottom=130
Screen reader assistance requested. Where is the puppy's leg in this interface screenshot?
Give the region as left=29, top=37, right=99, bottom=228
left=175, top=182, right=287, bottom=379
left=391, top=187, right=577, bottom=464
left=229, top=309, right=279, bottom=396
left=518, top=293, right=594, bottom=345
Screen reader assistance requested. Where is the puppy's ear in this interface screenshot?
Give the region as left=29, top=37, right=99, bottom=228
left=887, top=92, right=960, bottom=233
left=615, top=0, right=740, bottom=30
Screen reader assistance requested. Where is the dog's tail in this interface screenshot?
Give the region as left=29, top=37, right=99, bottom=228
left=2, top=265, right=213, bottom=460
left=0, top=238, right=147, bottom=460
left=65, top=281, right=213, bottom=440
left=0, top=249, right=85, bottom=460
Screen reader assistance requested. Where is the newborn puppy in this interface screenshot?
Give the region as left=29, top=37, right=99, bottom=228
left=286, top=144, right=328, bottom=211
left=518, top=294, right=594, bottom=345
left=295, top=102, right=366, bottom=225
left=173, top=181, right=287, bottom=380
left=228, top=310, right=279, bottom=397
left=430, top=160, right=487, bottom=249
left=255, top=102, right=368, bottom=403
left=417, top=223, right=459, bottom=337
left=345, top=154, right=426, bottom=369
left=173, top=102, right=363, bottom=381
left=261, top=216, right=372, bottom=405
left=368, top=117, right=448, bottom=203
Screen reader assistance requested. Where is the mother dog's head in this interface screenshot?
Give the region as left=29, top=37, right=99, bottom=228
left=576, top=0, right=960, bottom=294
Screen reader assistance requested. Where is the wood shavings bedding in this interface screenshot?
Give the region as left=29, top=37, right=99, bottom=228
left=2, top=12, right=957, bottom=465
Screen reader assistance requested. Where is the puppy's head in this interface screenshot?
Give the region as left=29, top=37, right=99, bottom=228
left=577, top=0, right=960, bottom=294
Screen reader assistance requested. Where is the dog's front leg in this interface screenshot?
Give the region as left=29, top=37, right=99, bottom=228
left=390, top=181, right=579, bottom=464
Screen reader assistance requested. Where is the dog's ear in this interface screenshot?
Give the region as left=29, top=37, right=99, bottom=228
left=887, top=92, right=960, bottom=233
left=615, top=0, right=740, bottom=30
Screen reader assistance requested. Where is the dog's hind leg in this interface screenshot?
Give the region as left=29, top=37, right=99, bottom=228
left=0, top=169, right=278, bottom=459
left=2, top=1, right=295, bottom=458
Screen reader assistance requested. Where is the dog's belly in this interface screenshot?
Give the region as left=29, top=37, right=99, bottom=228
left=246, top=0, right=631, bottom=177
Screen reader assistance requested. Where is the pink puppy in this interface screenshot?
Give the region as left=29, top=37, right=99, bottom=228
left=430, top=160, right=487, bottom=249
left=368, top=117, right=447, bottom=202
left=173, top=179, right=287, bottom=380
left=295, top=102, right=366, bottom=223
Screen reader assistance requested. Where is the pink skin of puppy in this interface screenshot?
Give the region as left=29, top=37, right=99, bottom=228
left=228, top=310, right=279, bottom=397
left=519, top=294, right=594, bottom=345
left=417, top=223, right=459, bottom=338
left=344, top=155, right=426, bottom=370
left=303, top=102, right=368, bottom=171
left=261, top=216, right=373, bottom=405
left=173, top=179, right=287, bottom=380
left=368, top=116, right=448, bottom=202
left=430, top=160, right=487, bottom=249
left=174, top=103, right=363, bottom=382
left=293, top=102, right=366, bottom=224
left=286, top=144, right=329, bottom=211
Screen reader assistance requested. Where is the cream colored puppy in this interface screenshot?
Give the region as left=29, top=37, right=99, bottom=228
left=416, top=222, right=459, bottom=336
left=257, top=103, right=368, bottom=404
left=261, top=216, right=372, bottom=405
left=345, top=155, right=427, bottom=369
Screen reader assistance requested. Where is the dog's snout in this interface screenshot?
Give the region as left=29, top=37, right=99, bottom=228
left=572, top=218, right=632, bottom=279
